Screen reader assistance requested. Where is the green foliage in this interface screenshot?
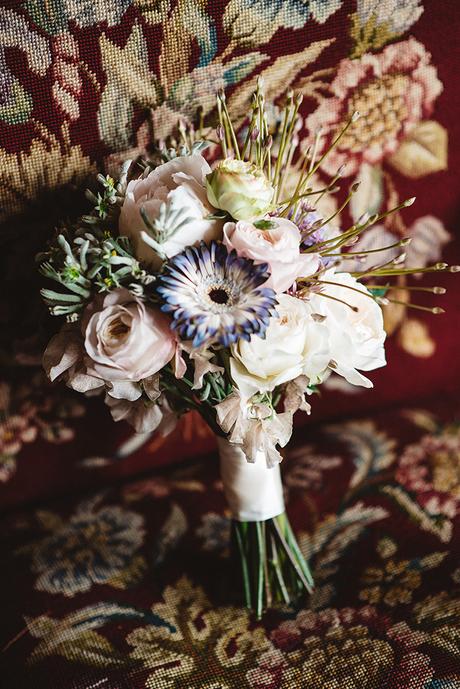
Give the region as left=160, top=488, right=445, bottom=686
left=349, top=12, right=396, bottom=59
left=197, top=371, right=232, bottom=404
left=140, top=197, right=196, bottom=257
left=0, top=79, right=33, bottom=125
left=369, top=286, right=389, bottom=298
left=159, top=139, right=210, bottom=162
left=253, top=219, right=277, bottom=230
left=37, top=164, right=155, bottom=319
left=93, top=175, right=118, bottom=219
left=38, top=230, right=156, bottom=318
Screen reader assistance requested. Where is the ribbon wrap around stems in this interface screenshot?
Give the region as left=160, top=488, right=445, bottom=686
left=217, top=437, right=285, bottom=522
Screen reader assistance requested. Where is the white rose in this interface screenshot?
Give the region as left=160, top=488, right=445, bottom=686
left=308, top=270, right=386, bottom=387
left=206, top=158, right=274, bottom=221
left=230, top=293, right=330, bottom=397
left=223, top=217, right=320, bottom=293
left=119, top=154, right=222, bottom=268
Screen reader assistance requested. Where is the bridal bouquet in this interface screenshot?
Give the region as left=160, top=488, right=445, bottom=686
left=38, top=82, right=454, bottom=617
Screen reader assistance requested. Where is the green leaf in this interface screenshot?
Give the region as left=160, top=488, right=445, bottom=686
left=227, top=41, right=333, bottom=120
left=98, top=24, right=159, bottom=150
left=369, top=287, right=388, bottom=298
left=253, top=219, right=277, bottom=230
left=23, top=0, right=68, bottom=34
left=414, top=592, right=460, bottom=658
left=206, top=211, right=229, bottom=220
left=0, top=80, right=33, bottom=125
left=349, top=12, right=396, bottom=59
left=30, top=630, right=126, bottom=668
left=300, top=502, right=388, bottom=581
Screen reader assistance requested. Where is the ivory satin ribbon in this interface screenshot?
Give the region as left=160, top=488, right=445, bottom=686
left=217, top=437, right=285, bottom=521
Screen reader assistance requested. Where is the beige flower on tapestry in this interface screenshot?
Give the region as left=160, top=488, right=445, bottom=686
left=127, top=576, right=271, bottom=689
left=359, top=538, right=446, bottom=606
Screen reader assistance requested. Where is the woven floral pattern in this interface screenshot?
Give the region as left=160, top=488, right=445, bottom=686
left=2, top=396, right=459, bottom=687
left=1, top=3, right=459, bottom=684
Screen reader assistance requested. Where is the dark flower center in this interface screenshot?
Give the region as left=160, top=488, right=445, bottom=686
left=209, top=288, right=230, bottom=304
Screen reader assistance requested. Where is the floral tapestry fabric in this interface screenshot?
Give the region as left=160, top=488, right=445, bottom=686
left=1, top=394, right=459, bottom=687
left=0, top=0, right=459, bottom=508
left=1, top=2, right=459, bottom=685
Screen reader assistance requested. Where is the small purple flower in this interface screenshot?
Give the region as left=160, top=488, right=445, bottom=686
left=290, top=209, right=341, bottom=267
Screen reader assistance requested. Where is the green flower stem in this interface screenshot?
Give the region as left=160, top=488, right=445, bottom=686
left=230, top=512, right=314, bottom=619
left=161, top=369, right=223, bottom=436
left=269, top=532, right=290, bottom=604
left=233, top=522, right=252, bottom=608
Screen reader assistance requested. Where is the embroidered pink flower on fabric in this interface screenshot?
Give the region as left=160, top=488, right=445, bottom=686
left=0, top=415, right=37, bottom=456
left=254, top=605, right=435, bottom=689
left=396, top=429, right=460, bottom=503
left=306, top=38, right=443, bottom=175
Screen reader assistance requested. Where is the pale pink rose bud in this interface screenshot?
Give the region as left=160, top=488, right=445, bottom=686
left=206, top=158, right=274, bottom=221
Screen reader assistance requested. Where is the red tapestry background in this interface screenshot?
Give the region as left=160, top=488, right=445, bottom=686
left=1, top=2, right=459, bottom=688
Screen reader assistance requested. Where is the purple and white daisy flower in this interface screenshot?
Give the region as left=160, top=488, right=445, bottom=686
left=157, top=242, right=278, bottom=348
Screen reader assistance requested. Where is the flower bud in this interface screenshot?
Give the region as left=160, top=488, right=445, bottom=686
left=206, top=158, right=275, bottom=221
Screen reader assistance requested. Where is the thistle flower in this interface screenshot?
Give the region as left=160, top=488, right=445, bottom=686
left=157, top=242, right=278, bottom=348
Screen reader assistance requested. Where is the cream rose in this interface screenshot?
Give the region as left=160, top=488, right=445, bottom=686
left=230, top=293, right=330, bottom=397
left=308, top=270, right=386, bottom=387
left=206, top=158, right=274, bottom=221
left=223, top=217, right=320, bottom=293
left=82, top=289, right=176, bottom=388
left=119, top=154, right=222, bottom=268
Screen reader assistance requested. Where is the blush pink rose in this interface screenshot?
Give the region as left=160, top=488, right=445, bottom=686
left=82, top=289, right=176, bottom=384
left=223, top=217, right=320, bottom=293
left=306, top=38, right=443, bottom=176
left=119, top=154, right=222, bottom=268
